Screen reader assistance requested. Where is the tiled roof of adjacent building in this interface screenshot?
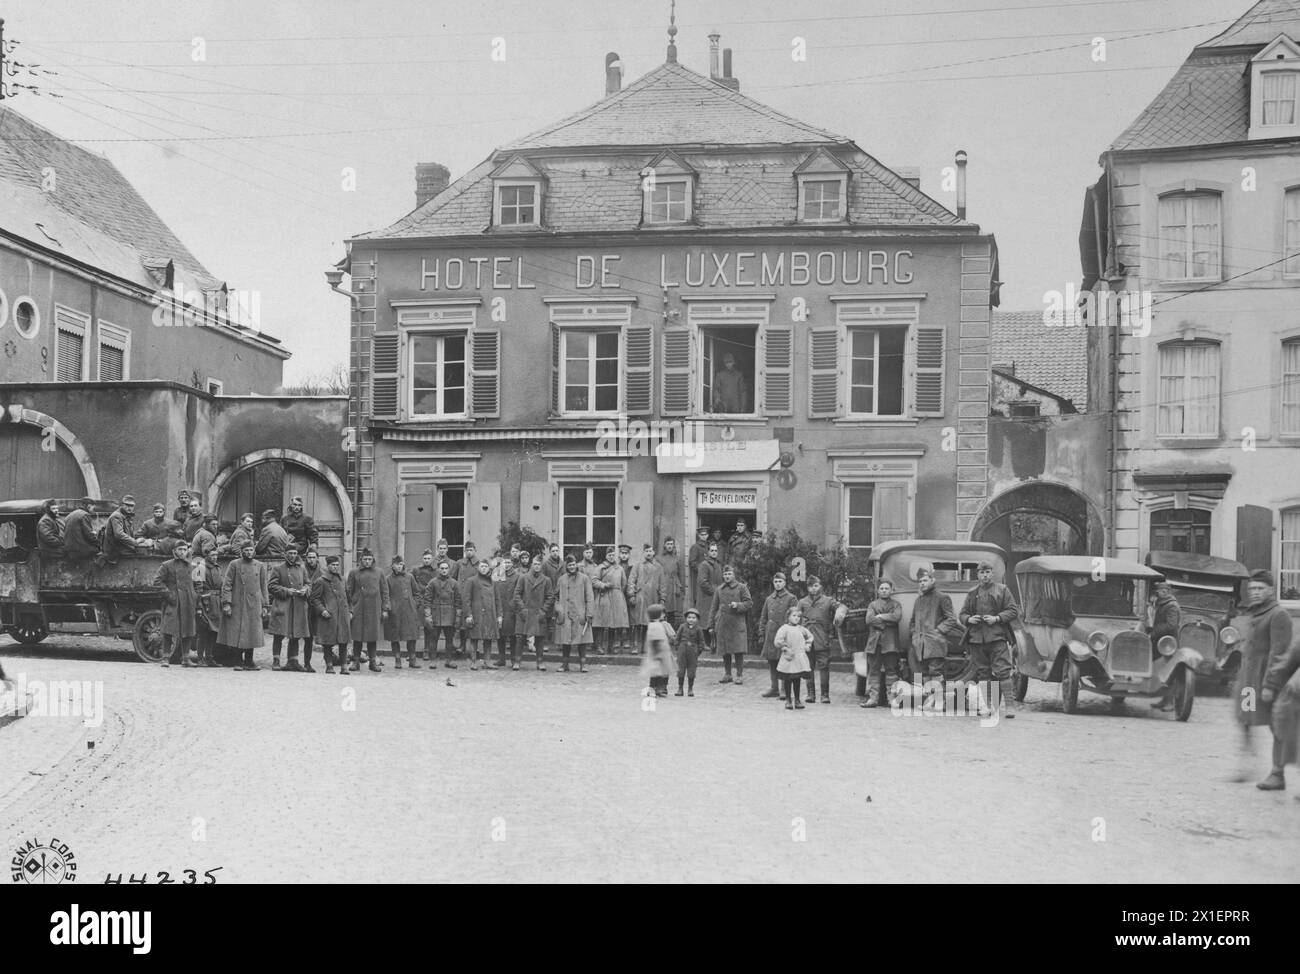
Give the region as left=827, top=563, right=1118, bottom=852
left=356, top=59, right=965, bottom=241
left=991, top=310, right=1088, bottom=411
left=1109, top=0, right=1300, bottom=152
left=0, top=104, right=217, bottom=290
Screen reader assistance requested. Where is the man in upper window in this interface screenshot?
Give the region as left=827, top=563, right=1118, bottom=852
left=712, top=352, right=748, bottom=413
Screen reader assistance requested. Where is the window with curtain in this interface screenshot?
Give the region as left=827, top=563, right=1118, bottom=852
left=1283, top=340, right=1300, bottom=435
left=1157, top=341, right=1220, bottom=436
left=1150, top=508, right=1211, bottom=555
left=1281, top=508, right=1300, bottom=600
left=1285, top=188, right=1300, bottom=277
left=1262, top=72, right=1298, bottom=126
left=1158, top=193, right=1221, bottom=280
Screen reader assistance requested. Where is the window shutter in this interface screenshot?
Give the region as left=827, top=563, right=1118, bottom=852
left=550, top=322, right=562, bottom=416
left=624, top=323, right=653, bottom=416
left=661, top=328, right=693, bottom=416
left=370, top=333, right=400, bottom=420
left=807, top=326, right=842, bottom=418
left=823, top=482, right=843, bottom=551
left=519, top=481, right=556, bottom=542
left=469, top=328, right=501, bottom=418
left=761, top=323, right=794, bottom=416
left=400, top=485, right=436, bottom=567
left=466, top=481, right=501, bottom=553
left=914, top=326, right=946, bottom=417
left=99, top=344, right=125, bottom=382
left=620, top=481, right=655, bottom=549
left=874, top=482, right=910, bottom=542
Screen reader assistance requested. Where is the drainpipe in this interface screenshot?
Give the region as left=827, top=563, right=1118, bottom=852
left=325, top=264, right=361, bottom=571
left=1103, top=152, right=1119, bottom=558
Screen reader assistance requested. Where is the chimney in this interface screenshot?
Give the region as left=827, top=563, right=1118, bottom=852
left=719, top=48, right=739, bottom=91
left=415, top=162, right=450, bottom=208
left=954, top=150, right=968, bottom=219
left=605, top=52, right=623, bottom=95
left=708, top=33, right=721, bottom=79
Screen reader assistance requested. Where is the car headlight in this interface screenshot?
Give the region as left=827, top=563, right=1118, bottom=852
left=1087, top=630, right=1109, bottom=653
left=1219, top=626, right=1240, bottom=646
left=1157, top=635, right=1176, bottom=657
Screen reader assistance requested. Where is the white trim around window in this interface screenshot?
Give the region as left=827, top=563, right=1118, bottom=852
left=550, top=302, right=633, bottom=419
left=13, top=295, right=40, bottom=339
left=407, top=330, right=469, bottom=420
left=1156, top=339, right=1221, bottom=439
left=493, top=179, right=541, bottom=228
left=53, top=304, right=89, bottom=382
left=643, top=177, right=691, bottom=224
left=1284, top=186, right=1300, bottom=279
left=96, top=320, right=131, bottom=381
left=1157, top=190, right=1222, bottom=282
left=797, top=174, right=848, bottom=223
left=206, top=378, right=225, bottom=396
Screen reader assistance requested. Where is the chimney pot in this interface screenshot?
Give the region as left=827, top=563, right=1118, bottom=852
left=720, top=48, right=739, bottom=90
left=709, top=33, right=721, bottom=79
left=605, top=51, right=623, bottom=95
left=415, top=162, right=450, bottom=209
left=954, top=150, right=968, bottom=220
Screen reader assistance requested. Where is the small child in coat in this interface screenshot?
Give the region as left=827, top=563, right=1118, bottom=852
left=775, top=605, right=814, bottom=710
left=640, top=603, right=677, bottom=698
left=675, top=607, right=706, bottom=697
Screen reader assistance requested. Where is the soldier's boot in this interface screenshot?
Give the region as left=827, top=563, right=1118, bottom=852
left=998, top=677, right=1019, bottom=718
left=1258, top=770, right=1286, bottom=791
left=407, top=644, right=420, bottom=668
left=762, top=661, right=781, bottom=698
left=861, top=685, right=880, bottom=709
left=819, top=669, right=830, bottom=703
left=368, top=646, right=381, bottom=673
left=578, top=645, right=588, bottom=673
left=393, top=642, right=403, bottom=669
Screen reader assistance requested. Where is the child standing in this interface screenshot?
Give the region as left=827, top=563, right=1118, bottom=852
left=675, top=607, right=706, bottom=697
left=641, top=603, right=676, bottom=698
left=775, top=606, right=814, bottom=710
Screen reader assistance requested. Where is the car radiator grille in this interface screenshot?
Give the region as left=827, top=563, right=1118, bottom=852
left=1178, top=623, right=1216, bottom=658
left=1109, top=631, right=1151, bottom=676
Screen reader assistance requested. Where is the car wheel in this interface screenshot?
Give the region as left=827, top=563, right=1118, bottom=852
left=11, top=619, right=49, bottom=645
left=132, top=610, right=165, bottom=663
left=1013, top=673, right=1029, bottom=702
left=1061, top=658, right=1081, bottom=714
left=1171, top=665, right=1195, bottom=722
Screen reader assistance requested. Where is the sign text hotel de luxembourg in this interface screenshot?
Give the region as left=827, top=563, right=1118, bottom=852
left=417, top=248, right=915, bottom=291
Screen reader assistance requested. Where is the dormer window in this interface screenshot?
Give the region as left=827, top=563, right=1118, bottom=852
left=640, top=149, right=695, bottom=226
left=795, top=148, right=850, bottom=224
left=490, top=154, right=545, bottom=230
left=1248, top=34, right=1300, bottom=139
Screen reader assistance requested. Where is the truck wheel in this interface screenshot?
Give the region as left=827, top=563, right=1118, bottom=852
left=11, top=620, right=49, bottom=645
left=132, top=611, right=165, bottom=663
left=1171, top=666, right=1195, bottom=722
left=1061, top=659, right=1081, bottom=714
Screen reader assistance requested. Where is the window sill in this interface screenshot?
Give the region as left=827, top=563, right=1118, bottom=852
left=1155, top=278, right=1223, bottom=289
left=834, top=416, right=920, bottom=426
left=1151, top=436, right=1223, bottom=447
left=688, top=415, right=767, bottom=425
left=405, top=415, right=470, bottom=424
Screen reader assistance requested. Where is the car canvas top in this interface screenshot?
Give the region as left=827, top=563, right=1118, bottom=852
left=1014, top=555, right=1163, bottom=579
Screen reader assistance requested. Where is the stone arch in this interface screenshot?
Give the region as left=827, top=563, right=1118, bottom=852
left=0, top=403, right=101, bottom=497
left=971, top=480, right=1104, bottom=557
left=207, top=448, right=353, bottom=562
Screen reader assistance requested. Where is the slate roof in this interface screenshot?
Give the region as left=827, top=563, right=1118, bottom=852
left=1109, top=0, right=1300, bottom=153
left=991, top=310, right=1088, bottom=411
left=0, top=104, right=217, bottom=290
left=356, top=60, right=964, bottom=241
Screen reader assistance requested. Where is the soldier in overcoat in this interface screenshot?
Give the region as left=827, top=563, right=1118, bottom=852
left=101, top=496, right=141, bottom=564
left=220, top=539, right=270, bottom=670
left=138, top=503, right=180, bottom=557
left=513, top=556, right=555, bottom=670
left=628, top=543, right=665, bottom=650
left=797, top=575, right=844, bottom=704
left=1235, top=571, right=1300, bottom=791
left=63, top=500, right=99, bottom=560
left=37, top=500, right=65, bottom=554
left=301, top=547, right=323, bottom=671
left=758, top=571, right=799, bottom=699
left=592, top=547, right=629, bottom=655
left=281, top=495, right=318, bottom=555
left=422, top=559, right=462, bottom=668
left=267, top=546, right=312, bottom=671
left=861, top=579, right=904, bottom=708
left=493, top=554, right=522, bottom=669
left=687, top=527, right=710, bottom=611
left=195, top=548, right=223, bottom=667
left=910, top=568, right=963, bottom=698
left=694, top=542, right=723, bottom=650
left=153, top=538, right=197, bottom=667
left=709, top=563, right=753, bottom=685
left=462, top=560, right=502, bottom=670
left=255, top=510, right=291, bottom=560
left=190, top=514, right=219, bottom=560
left=347, top=548, right=389, bottom=672
left=384, top=555, right=423, bottom=669
left=555, top=555, right=594, bottom=672
left=310, top=555, right=353, bottom=674
left=657, top=537, right=684, bottom=627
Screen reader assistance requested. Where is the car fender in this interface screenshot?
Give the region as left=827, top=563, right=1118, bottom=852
left=1156, top=646, right=1203, bottom=685
left=1067, top=639, right=1095, bottom=662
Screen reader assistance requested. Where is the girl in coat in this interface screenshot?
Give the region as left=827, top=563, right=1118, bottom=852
left=639, top=603, right=676, bottom=698
left=775, top=605, right=814, bottom=710
left=463, top=560, right=502, bottom=670
left=384, top=556, right=423, bottom=669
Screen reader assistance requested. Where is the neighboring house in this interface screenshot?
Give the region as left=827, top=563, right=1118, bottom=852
left=991, top=309, right=1087, bottom=415
left=1081, top=0, right=1300, bottom=594
left=341, top=30, right=1000, bottom=564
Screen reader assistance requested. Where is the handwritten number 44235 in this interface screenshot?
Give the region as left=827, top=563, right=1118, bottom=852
left=104, top=868, right=223, bottom=884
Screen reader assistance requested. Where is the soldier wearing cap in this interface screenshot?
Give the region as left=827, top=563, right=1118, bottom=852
left=910, top=567, right=963, bottom=700
left=959, top=561, right=1020, bottom=718
left=759, top=571, right=799, bottom=699
left=282, top=495, right=318, bottom=556
left=153, top=538, right=197, bottom=667
left=101, top=495, right=141, bottom=564
left=310, top=554, right=353, bottom=675
left=191, top=514, right=219, bottom=560
left=255, top=509, right=291, bottom=560
left=657, top=536, right=684, bottom=628
left=422, top=557, right=462, bottom=668
left=221, top=536, right=270, bottom=670
left=268, top=545, right=312, bottom=671
left=593, top=544, right=630, bottom=654
left=628, top=542, right=665, bottom=653
left=1236, top=569, right=1299, bottom=791
left=555, top=554, right=594, bottom=672
left=385, top=554, right=423, bottom=669
left=139, top=502, right=181, bottom=557
left=688, top=526, right=711, bottom=611
left=347, top=547, right=388, bottom=672
left=173, top=489, right=193, bottom=525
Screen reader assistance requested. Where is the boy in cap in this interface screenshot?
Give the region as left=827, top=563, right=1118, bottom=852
left=675, top=607, right=706, bottom=696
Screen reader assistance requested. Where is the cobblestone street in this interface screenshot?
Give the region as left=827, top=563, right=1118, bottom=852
left=2, top=636, right=1298, bottom=884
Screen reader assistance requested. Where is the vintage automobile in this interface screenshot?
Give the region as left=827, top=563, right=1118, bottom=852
left=1145, top=550, right=1249, bottom=682
left=842, top=540, right=1011, bottom=691
left=1011, top=556, right=1207, bottom=720
left=0, top=498, right=172, bottom=662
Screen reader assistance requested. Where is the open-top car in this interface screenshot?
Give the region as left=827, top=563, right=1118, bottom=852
left=1145, top=550, right=1249, bottom=682
left=845, top=540, right=1010, bottom=685
left=1011, top=555, right=1209, bottom=720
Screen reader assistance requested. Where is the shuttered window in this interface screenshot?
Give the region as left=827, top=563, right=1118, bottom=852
left=913, top=326, right=946, bottom=416
left=661, top=329, right=693, bottom=416
left=99, top=344, right=125, bottom=381
left=624, top=324, right=653, bottom=415
left=762, top=324, right=793, bottom=416
left=56, top=328, right=84, bottom=381
left=807, top=327, right=841, bottom=418
left=469, top=328, right=501, bottom=418
left=371, top=333, right=400, bottom=420
left=843, top=480, right=910, bottom=550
